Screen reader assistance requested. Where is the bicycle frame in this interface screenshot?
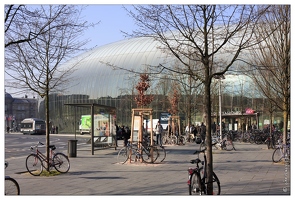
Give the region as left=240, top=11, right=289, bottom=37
left=30, top=142, right=55, bottom=167
left=136, top=142, right=155, bottom=161
left=188, top=149, right=207, bottom=189
left=276, top=144, right=289, bottom=160
left=188, top=140, right=220, bottom=195
left=125, top=140, right=157, bottom=163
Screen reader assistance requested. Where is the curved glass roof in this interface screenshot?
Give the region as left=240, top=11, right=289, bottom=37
left=61, top=35, right=254, bottom=99
left=63, top=37, right=173, bottom=98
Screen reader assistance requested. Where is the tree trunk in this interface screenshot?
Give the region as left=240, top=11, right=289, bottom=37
left=45, top=92, right=50, bottom=171
left=45, top=66, right=50, bottom=171
left=204, top=80, right=213, bottom=194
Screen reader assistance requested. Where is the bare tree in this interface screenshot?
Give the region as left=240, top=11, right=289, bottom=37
left=245, top=5, right=290, bottom=145
left=125, top=5, right=270, bottom=194
left=5, top=5, right=97, bottom=171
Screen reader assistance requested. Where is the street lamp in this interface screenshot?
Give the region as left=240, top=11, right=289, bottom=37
left=214, top=74, right=225, bottom=140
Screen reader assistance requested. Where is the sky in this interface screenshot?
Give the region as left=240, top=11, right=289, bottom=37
left=80, top=4, right=135, bottom=49
left=2, top=0, right=294, bottom=97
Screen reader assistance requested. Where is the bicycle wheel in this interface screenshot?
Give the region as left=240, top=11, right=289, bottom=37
left=211, top=171, right=221, bottom=195
left=179, top=136, right=186, bottom=145
left=189, top=172, right=202, bottom=195
left=155, top=146, right=166, bottom=163
left=225, top=141, right=234, bottom=151
left=141, top=146, right=158, bottom=163
left=5, top=177, right=20, bottom=195
left=117, top=147, right=129, bottom=164
left=26, top=154, right=43, bottom=176
left=249, top=137, right=255, bottom=144
left=272, top=147, right=283, bottom=163
left=162, top=136, right=168, bottom=145
left=170, top=136, right=177, bottom=145
left=53, top=153, right=70, bottom=173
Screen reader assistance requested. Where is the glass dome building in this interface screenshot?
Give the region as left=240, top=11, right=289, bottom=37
left=62, top=37, right=172, bottom=99
left=41, top=36, right=271, bottom=133
left=42, top=36, right=178, bottom=132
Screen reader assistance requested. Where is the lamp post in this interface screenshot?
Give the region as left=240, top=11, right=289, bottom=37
left=214, top=75, right=225, bottom=140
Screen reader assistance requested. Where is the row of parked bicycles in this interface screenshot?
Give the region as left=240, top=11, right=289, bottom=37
left=230, top=129, right=283, bottom=147
left=117, top=136, right=166, bottom=164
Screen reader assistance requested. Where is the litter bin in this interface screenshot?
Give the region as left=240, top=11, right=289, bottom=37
left=68, top=140, right=78, bottom=157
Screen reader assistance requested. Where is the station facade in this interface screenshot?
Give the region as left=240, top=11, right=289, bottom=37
left=36, top=37, right=283, bottom=134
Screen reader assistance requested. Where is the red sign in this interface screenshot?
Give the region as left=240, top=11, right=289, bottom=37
left=245, top=108, right=254, bottom=114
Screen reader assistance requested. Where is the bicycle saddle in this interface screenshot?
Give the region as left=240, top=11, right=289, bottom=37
left=190, top=158, right=202, bottom=164
left=49, top=145, right=56, bottom=150
left=38, top=142, right=56, bottom=150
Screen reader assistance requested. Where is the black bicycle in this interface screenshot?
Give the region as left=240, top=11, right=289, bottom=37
left=117, top=140, right=158, bottom=164
left=5, top=161, right=20, bottom=195
left=187, top=143, right=220, bottom=195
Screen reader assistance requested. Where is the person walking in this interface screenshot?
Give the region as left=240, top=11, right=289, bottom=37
left=155, top=121, right=163, bottom=146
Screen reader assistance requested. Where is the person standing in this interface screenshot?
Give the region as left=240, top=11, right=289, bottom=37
left=211, top=122, right=216, bottom=134
left=155, top=121, right=163, bottom=146
left=200, top=122, right=206, bottom=142
left=51, top=125, right=55, bottom=134
left=122, top=126, right=127, bottom=146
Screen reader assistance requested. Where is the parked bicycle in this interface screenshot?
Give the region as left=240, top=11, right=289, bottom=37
left=25, top=141, right=70, bottom=176
left=5, top=161, right=20, bottom=195
left=214, top=133, right=236, bottom=151
left=117, top=140, right=158, bottom=164
left=142, top=136, right=166, bottom=163
left=162, top=133, right=177, bottom=145
left=187, top=141, right=220, bottom=195
left=177, top=134, right=187, bottom=145
left=272, top=139, right=290, bottom=163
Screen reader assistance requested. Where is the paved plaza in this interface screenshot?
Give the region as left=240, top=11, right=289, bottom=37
left=5, top=138, right=291, bottom=196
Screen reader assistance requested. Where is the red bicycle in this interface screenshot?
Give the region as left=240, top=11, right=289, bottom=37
left=25, top=141, right=70, bottom=176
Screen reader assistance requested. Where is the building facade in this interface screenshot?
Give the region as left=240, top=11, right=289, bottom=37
left=5, top=91, right=39, bottom=132
left=35, top=37, right=284, bottom=133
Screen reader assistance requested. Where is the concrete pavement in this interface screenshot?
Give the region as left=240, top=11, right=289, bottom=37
left=4, top=136, right=291, bottom=196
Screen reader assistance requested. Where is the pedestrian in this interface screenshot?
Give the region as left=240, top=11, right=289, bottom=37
left=51, top=125, right=55, bottom=134
left=155, top=121, right=163, bottom=146
left=126, top=126, right=131, bottom=141
left=212, top=122, right=216, bottom=134
left=122, top=126, right=128, bottom=146
left=200, top=122, right=206, bottom=142
left=55, top=126, right=58, bottom=134
left=191, top=124, right=197, bottom=137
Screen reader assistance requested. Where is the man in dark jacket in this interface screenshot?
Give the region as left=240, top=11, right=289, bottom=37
left=200, top=122, right=206, bottom=142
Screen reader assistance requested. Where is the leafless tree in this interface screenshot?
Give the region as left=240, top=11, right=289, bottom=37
left=245, top=5, right=290, bottom=145
left=124, top=5, right=270, bottom=194
left=5, top=5, right=97, bottom=170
